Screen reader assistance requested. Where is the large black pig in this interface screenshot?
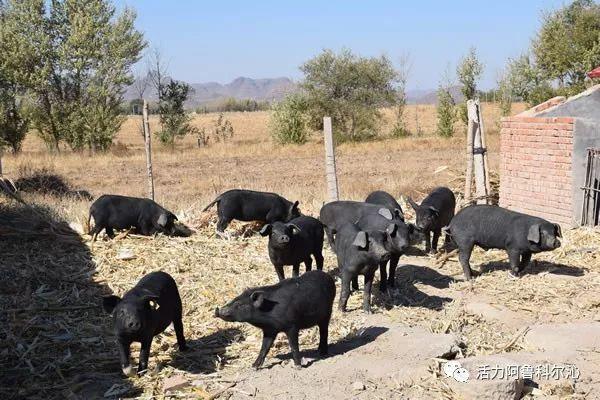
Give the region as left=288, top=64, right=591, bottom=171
left=102, top=271, right=187, bottom=376
left=447, top=205, right=562, bottom=280
left=259, top=215, right=324, bottom=281
left=214, top=270, right=335, bottom=369
left=89, top=194, right=178, bottom=240
left=334, top=223, right=392, bottom=313
left=407, top=186, right=456, bottom=254
left=203, top=189, right=300, bottom=233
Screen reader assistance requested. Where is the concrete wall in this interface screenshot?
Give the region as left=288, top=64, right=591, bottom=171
left=538, top=86, right=600, bottom=121
left=499, top=116, right=575, bottom=225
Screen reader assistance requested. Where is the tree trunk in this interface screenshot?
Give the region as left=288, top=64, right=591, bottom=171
left=143, top=100, right=155, bottom=201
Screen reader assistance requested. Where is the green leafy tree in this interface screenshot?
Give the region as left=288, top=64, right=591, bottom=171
left=390, top=55, right=410, bottom=138
left=270, top=93, right=309, bottom=144
left=155, top=80, right=196, bottom=147
left=496, top=70, right=513, bottom=117
left=456, top=47, right=483, bottom=124
left=506, top=54, right=556, bottom=106
left=533, top=0, right=600, bottom=94
left=0, top=77, right=28, bottom=153
left=300, top=49, right=399, bottom=142
left=0, top=0, right=145, bottom=151
left=436, top=81, right=456, bottom=138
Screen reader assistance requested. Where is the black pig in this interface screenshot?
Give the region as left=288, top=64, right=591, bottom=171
left=356, top=212, right=412, bottom=292
left=89, top=194, right=178, bottom=240
left=447, top=205, right=562, bottom=280
left=365, top=190, right=403, bottom=213
left=319, top=201, right=403, bottom=247
left=259, top=215, right=324, bottom=281
left=203, top=189, right=300, bottom=233
left=408, top=187, right=456, bottom=254
left=215, top=270, right=335, bottom=368
left=102, top=271, right=187, bottom=376
left=334, top=223, right=392, bottom=313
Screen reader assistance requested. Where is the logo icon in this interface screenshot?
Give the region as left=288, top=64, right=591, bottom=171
left=443, top=361, right=470, bottom=383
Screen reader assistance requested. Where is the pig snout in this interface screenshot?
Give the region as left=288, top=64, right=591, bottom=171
left=124, top=318, right=141, bottom=331
left=277, top=234, right=290, bottom=244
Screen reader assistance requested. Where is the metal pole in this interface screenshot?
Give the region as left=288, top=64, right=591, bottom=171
left=143, top=100, right=155, bottom=201
left=323, top=117, right=339, bottom=202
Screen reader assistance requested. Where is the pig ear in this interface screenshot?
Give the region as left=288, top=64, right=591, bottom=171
left=259, top=224, right=272, bottom=236
left=170, top=212, right=178, bottom=221
left=527, top=224, right=541, bottom=243
left=386, top=223, right=398, bottom=237
left=428, top=206, right=439, bottom=216
left=352, top=231, right=368, bottom=249
left=250, top=291, right=265, bottom=308
left=157, top=213, right=168, bottom=227
left=288, top=223, right=302, bottom=235
left=407, top=197, right=419, bottom=211
left=394, top=208, right=404, bottom=220
left=378, top=208, right=393, bottom=220
left=407, top=223, right=416, bottom=234
left=554, top=223, right=562, bottom=238
left=102, top=295, right=121, bottom=314
left=290, top=201, right=300, bottom=212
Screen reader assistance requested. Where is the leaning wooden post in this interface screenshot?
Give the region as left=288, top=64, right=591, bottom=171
left=469, top=99, right=488, bottom=204
left=478, top=102, right=491, bottom=197
left=142, top=100, right=155, bottom=201
left=323, top=117, right=339, bottom=202
left=0, top=148, right=3, bottom=177
left=465, top=100, right=475, bottom=202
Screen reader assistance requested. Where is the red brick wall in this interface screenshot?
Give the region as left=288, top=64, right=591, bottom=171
left=499, top=116, right=574, bottom=225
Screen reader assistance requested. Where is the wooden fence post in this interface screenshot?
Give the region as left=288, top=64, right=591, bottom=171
left=323, top=117, right=339, bottom=202
left=466, top=99, right=490, bottom=205
left=143, top=100, right=155, bottom=201
left=465, top=101, right=475, bottom=201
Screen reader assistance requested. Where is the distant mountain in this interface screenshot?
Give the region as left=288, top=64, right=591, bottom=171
left=124, top=76, right=297, bottom=108
left=406, top=86, right=464, bottom=104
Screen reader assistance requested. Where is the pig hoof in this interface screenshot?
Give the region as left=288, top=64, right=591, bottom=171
left=122, top=366, right=135, bottom=377
left=507, top=271, right=521, bottom=280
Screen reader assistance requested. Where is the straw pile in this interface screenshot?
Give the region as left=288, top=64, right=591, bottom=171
left=1, top=196, right=599, bottom=399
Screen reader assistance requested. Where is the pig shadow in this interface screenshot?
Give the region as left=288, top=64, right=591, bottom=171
left=0, top=202, right=140, bottom=400
left=373, top=264, right=455, bottom=311
left=479, top=260, right=585, bottom=277
left=170, top=327, right=244, bottom=374
left=273, top=326, right=389, bottom=367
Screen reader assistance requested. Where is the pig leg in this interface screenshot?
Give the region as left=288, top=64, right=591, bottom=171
left=216, top=214, right=232, bottom=234
left=339, top=273, right=352, bottom=312
left=314, top=250, right=324, bottom=271
left=519, top=252, right=532, bottom=273
left=324, top=227, right=335, bottom=249
left=424, top=231, right=431, bottom=253
left=252, top=332, right=275, bottom=369
left=292, top=264, right=300, bottom=278
left=318, top=321, right=329, bottom=357
left=137, top=337, right=153, bottom=374
left=362, top=271, right=375, bottom=314
left=351, top=277, right=359, bottom=291
left=274, top=264, right=285, bottom=281
left=117, top=338, right=133, bottom=376
left=105, top=226, right=115, bottom=239
left=431, top=229, right=441, bottom=253
left=458, top=244, right=474, bottom=280
left=286, top=328, right=302, bottom=366
left=387, top=254, right=400, bottom=289
left=379, top=261, right=388, bottom=292
left=173, top=315, right=188, bottom=351
left=304, top=258, right=312, bottom=273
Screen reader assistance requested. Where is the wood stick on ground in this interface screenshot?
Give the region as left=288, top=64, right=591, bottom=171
left=207, top=382, right=237, bottom=400
left=499, top=326, right=530, bottom=352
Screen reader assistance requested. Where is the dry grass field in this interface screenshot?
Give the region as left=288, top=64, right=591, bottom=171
left=5, top=103, right=527, bottom=219
left=3, top=102, right=600, bottom=399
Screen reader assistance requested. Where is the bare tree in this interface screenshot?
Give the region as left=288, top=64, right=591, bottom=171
left=132, top=72, right=150, bottom=101
left=147, top=48, right=169, bottom=98
left=391, top=54, right=412, bottom=137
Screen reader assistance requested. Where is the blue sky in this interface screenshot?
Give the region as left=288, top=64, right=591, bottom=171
left=115, top=0, right=566, bottom=90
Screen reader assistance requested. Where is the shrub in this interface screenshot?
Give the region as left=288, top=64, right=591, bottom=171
left=436, top=86, right=456, bottom=138
left=213, top=113, right=234, bottom=142
left=270, top=94, right=309, bottom=145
